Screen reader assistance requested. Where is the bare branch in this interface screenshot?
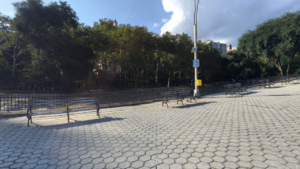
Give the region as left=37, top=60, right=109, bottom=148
left=2, top=32, right=14, bottom=48
left=0, top=62, right=12, bottom=72
left=4, top=51, right=14, bottom=57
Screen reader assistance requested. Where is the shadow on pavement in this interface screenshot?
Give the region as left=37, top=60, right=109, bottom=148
left=267, top=94, right=291, bottom=96
left=173, top=101, right=216, bottom=109
left=239, top=91, right=258, bottom=96
left=227, top=91, right=258, bottom=98
left=267, top=86, right=284, bottom=88
left=34, top=117, right=125, bottom=129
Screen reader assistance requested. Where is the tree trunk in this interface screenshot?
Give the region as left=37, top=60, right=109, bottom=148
left=271, top=58, right=283, bottom=76
left=167, top=72, right=171, bottom=88
left=286, top=57, right=294, bottom=77
left=155, top=57, right=160, bottom=85
left=12, top=51, right=17, bottom=84
left=32, top=83, right=37, bottom=93
left=135, top=75, right=138, bottom=88
left=12, top=69, right=15, bottom=84
left=124, top=69, right=127, bottom=85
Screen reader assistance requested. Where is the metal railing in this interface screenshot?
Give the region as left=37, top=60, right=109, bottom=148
left=0, top=75, right=298, bottom=112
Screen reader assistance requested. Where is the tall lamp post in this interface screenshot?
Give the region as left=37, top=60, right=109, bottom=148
left=193, top=0, right=200, bottom=96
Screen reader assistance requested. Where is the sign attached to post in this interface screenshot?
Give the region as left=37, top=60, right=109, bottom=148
left=193, top=59, right=199, bottom=67
left=196, top=79, right=202, bottom=86
left=191, top=47, right=197, bottom=53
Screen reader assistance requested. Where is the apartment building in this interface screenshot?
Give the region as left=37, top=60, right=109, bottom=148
left=205, top=40, right=227, bottom=55
left=205, top=40, right=237, bottom=54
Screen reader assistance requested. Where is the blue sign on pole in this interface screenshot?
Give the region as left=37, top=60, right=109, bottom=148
left=193, top=59, right=199, bottom=68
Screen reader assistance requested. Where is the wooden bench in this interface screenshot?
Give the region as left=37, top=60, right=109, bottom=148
left=161, top=90, right=196, bottom=108
left=258, top=80, right=267, bottom=89
left=177, top=90, right=197, bottom=104
left=224, top=84, right=238, bottom=95
left=26, top=97, right=100, bottom=127
left=233, top=83, right=247, bottom=93
left=264, top=79, right=275, bottom=87
left=281, top=77, right=292, bottom=84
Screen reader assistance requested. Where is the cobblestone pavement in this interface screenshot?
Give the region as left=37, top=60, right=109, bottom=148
left=1, top=83, right=300, bottom=169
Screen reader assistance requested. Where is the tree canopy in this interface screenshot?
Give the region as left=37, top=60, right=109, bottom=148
left=0, top=0, right=299, bottom=92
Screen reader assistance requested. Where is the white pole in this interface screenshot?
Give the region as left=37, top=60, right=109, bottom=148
left=194, top=0, right=199, bottom=97
left=194, top=24, right=198, bottom=96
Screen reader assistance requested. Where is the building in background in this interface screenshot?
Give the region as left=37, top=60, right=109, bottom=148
left=226, top=45, right=237, bottom=52
left=231, top=47, right=237, bottom=51
left=205, top=40, right=237, bottom=55
left=205, top=40, right=227, bottom=55
left=113, top=19, right=118, bottom=27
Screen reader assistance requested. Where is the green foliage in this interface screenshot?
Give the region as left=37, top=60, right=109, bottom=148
left=13, top=0, right=97, bottom=85
left=238, top=11, right=300, bottom=76
left=1, top=0, right=299, bottom=92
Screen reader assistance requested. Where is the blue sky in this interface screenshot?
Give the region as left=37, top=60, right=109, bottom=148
left=1, top=0, right=300, bottom=47
left=0, top=0, right=172, bottom=34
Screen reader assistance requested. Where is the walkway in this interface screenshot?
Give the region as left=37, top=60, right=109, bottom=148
left=0, top=82, right=300, bottom=169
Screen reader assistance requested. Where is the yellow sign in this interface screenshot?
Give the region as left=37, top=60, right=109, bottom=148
left=196, top=79, right=202, bottom=86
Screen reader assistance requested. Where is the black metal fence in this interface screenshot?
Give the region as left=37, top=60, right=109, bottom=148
left=0, top=75, right=299, bottom=112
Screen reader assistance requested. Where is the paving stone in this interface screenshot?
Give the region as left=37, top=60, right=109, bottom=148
left=118, top=161, right=131, bottom=169
left=140, top=155, right=151, bottom=162
left=238, top=155, right=252, bottom=162
left=163, top=158, right=175, bottom=165
left=237, top=161, right=253, bottom=168
left=188, top=157, right=200, bottom=163
left=223, top=161, right=239, bottom=169
left=180, top=153, right=191, bottom=158
left=145, top=159, right=161, bottom=167
left=81, top=158, right=92, bottom=165
left=175, top=158, right=187, bottom=164
left=157, top=153, right=168, bottom=159
left=157, top=164, right=170, bottom=169
left=170, top=163, right=183, bottom=169
left=22, top=163, right=37, bottom=169
left=196, top=162, right=211, bottom=169
left=69, top=164, right=82, bottom=169
left=286, top=163, right=300, bottom=169
left=131, top=161, right=144, bottom=168
left=200, top=157, right=213, bottom=163
left=10, top=163, right=26, bottom=168
left=105, top=162, right=118, bottom=169
left=213, top=156, right=225, bottom=163
left=250, top=155, right=266, bottom=161
left=103, top=157, right=115, bottom=163
left=128, top=156, right=139, bottom=162
left=210, top=162, right=225, bottom=169
left=69, top=158, right=81, bottom=165
left=225, top=156, right=239, bottom=162
left=251, top=160, right=268, bottom=168
left=183, top=163, right=197, bottom=169
left=94, top=163, right=106, bottom=169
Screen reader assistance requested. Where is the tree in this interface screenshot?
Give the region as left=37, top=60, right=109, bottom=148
left=238, top=11, right=300, bottom=76
left=277, top=12, right=300, bottom=76
left=0, top=14, right=29, bottom=84
left=21, top=48, right=60, bottom=92
left=197, top=41, right=222, bottom=82
left=13, top=0, right=96, bottom=87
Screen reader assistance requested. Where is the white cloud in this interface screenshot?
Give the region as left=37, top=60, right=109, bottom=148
left=154, top=23, right=159, bottom=27
left=160, top=0, right=300, bottom=47
left=162, top=18, right=168, bottom=23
